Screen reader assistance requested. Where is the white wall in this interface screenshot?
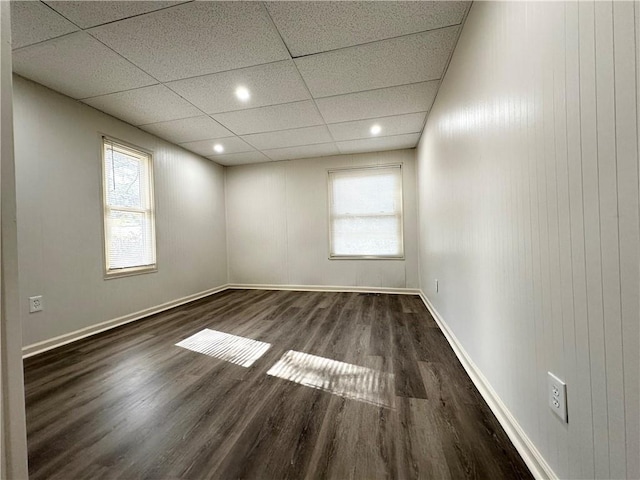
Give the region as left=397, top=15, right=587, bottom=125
left=1, top=4, right=28, bottom=477
left=226, top=149, right=418, bottom=289
left=417, top=2, right=639, bottom=479
left=13, top=76, right=228, bottom=347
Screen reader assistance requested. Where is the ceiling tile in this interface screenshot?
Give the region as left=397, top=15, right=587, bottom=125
left=167, top=60, right=310, bottom=114
left=328, top=112, right=426, bottom=142
left=45, top=1, right=190, bottom=29
left=180, top=137, right=253, bottom=157
left=11, top=1, right=78, bottom=49
left=265, top=1, right=469, bottom=57
left=89, top=2, right=290, bottom=82
left=82, top=84, right=201, bottom=125
left=337, top=133, right=421, bottom=154
left=12, top=32, right=157, bottom=99
left=263, top=143, right=339, bottom=161
left=241, top=125, right=332, bottom=150
left=140, top=116, right=232, bottom=144
left=316, top=81, right=438, bottom=124
left=213, top=101, right=323, bottom=135
left=207, top=150, right=272, bottom=167
left=295, top=27, right=459, bottom=98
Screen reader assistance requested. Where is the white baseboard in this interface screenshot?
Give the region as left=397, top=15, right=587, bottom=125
left=418, top=291, right=556, bottom=480
left=227, top=283, right=421, bottom=295
left=22, top=284, right=418, bottom=358
left=22, top=284, right=231, bottom=358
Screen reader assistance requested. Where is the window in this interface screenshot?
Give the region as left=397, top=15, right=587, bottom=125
left=328, top=165, right=403, bottom=259
left=102, top=137, right=156, bottom=277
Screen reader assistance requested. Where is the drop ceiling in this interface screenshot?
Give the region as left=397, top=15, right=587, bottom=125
left=10, top=1, right=470, bottom=166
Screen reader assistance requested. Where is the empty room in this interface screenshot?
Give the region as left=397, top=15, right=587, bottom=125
left=0, top=1, right=638, bottom=479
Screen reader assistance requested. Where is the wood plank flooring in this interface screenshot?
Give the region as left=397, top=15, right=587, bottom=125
left=23, top=289, right=533, bottom=479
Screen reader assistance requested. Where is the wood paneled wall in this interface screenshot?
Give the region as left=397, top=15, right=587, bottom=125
left=1, top=3, right=28, bottom=477
left=225, top=150, right=419, bottom=289
left=13, top=77, right=228, bottom=347
left=416, top=2, right=639, bottom=478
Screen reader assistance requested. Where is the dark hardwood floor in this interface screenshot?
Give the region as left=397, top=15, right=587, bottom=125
left=23, top=289, right=533, bottom=479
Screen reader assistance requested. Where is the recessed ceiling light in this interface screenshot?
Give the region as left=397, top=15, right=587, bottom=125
left=213, top=144, right=224, bottom=153
left=370, top=124, right=381, bottom=135
left=235, top=86, right=250, bottom=102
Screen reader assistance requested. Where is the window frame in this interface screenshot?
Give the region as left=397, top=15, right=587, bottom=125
left=327, top=164, right=405, bottom=260
left=101, top=135, right=157, bottom=279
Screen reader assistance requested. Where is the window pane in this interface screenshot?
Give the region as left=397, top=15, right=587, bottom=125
left=332, top=215, right=402, bottom=256
left=102, top=138, right=156, bottom=275
left=331, top=171, right=398, bottom=215
left=107, top=210, right=154, bottom=269
left=104, top=145, right=144, bottom=208
left=329, top=165, right=403, bottom=258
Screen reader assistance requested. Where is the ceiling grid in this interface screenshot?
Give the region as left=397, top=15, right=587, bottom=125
left=10, top=0, right=471, bottom=166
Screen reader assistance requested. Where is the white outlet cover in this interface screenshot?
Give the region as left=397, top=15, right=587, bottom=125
left=548, top=372, right=567, bottom=423
left=29, top=295, right=43, bottom=313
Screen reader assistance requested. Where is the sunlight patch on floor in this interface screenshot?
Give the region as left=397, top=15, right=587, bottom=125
left=267, top=350, right=395, bottom=408
left=176, top=329, right=271, bottom=367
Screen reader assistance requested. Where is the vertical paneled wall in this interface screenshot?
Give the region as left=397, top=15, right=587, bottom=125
left=226, top=149, right=418, bottom=289
left=0, top=3, right=28, bottom=477
left=416, top=2, right=639, bottom=479
left=14, top=77, right=228, bottom=347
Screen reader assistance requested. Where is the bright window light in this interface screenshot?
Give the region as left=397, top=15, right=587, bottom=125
left=175, top=329, right=271, bottom=368
left=328, top=165, right=404, bottom=258
left=235, top=86, right=250, bottom=102
left=102, top=137, right=156, bottom=277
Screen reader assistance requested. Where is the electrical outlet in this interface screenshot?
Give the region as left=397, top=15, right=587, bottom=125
left=548, top=372, right=567, bottom=423
left=29, top=295, right=43, bottom=313
left=435, top=279, right=439, bottom=293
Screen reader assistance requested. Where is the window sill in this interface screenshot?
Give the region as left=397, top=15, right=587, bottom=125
left=104, top=265, right=157, bottom=280
left=328, top=255, right=405, bottom=260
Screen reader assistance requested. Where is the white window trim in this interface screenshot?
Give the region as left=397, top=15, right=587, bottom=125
left=101, top=136, right=157, bottom=279
left=327, top=164, right=405, bottom=260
